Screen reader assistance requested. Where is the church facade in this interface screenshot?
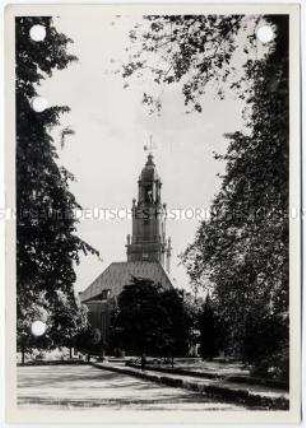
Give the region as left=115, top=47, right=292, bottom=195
left=79, top=154, right=173, bottom=347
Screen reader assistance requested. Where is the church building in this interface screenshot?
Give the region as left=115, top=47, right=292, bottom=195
left=79, top=154, right=173, bottom=346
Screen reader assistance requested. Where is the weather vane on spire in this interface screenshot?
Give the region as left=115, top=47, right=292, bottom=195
left=144, top=134, right=157, bottom=155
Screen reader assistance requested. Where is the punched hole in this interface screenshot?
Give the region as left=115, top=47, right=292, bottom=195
left=256, top=25, right=275, bottom=44
left=29, top=24, right=46, bottom=42
left=31, top=97, right=48, bottom=113
left=31, top=320, right=47, bottom=337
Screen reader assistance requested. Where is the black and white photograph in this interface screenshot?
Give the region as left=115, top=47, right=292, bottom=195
left=4, top=4, right=301, bottom=424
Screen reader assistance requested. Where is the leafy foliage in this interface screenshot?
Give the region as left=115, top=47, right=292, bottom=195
left=16, top=17, right=98, bottom=355
left=48, top=291, right=89, bottom=349
left=121, top=15, right=271, bottom=113
left=74, top=323, right=103, bottom=356
left=112, top=277, right=191, bottom=357
left=122, top=14, right=289, bottom=380
left=181, top=16, right=289, bottom=379
left=243, top=309, right=289, bottom=382
left=198, top=296, right=222, bottom=360
left=17, top=292, right=52, bottom=356
left=160, top=288, right=193, bottom=357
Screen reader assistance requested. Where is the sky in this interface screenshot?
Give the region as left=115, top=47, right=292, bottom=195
left=38, top=14, right=248, bottom=295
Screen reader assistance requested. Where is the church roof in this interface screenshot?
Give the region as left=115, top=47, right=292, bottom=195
left=79, top=261, right=173, bottom=303
left=139, top=154, right=160, bottom=182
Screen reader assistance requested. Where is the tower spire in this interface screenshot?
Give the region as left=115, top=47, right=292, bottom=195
left=143, top=134, right=157, bottom=156
left=126, top=153, right=171, bottom=272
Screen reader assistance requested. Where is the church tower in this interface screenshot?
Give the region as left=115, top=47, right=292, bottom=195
left=126, top=154, right=172, bottom=273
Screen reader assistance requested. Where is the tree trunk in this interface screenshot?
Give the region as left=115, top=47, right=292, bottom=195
left=22, top=347, right=25, bottom=365
left=69, top=347, right=73, bottom=359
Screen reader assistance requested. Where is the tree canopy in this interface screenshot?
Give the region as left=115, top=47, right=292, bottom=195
left=121, top=15, right=280, bottom=113
left=16, top=17, right=97, bottom=356
left=182, top=16, right=289, bottom=373
left=122, top=14, right=289, bottom=380
left=113, top=277, right=191, bottom=357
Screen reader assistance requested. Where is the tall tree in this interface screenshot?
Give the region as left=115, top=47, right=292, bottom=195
left=182, top=17, right=289, bottom=378
left=114, top=277, right=170, bottom=356
left=16, top=17, right=97, bottom=356
left=113, top=278, right=191, bottom=358
left=122, top=15, right=289, bottom=379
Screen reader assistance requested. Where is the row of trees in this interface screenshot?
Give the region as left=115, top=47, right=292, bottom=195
left=16, top=17, right=97, bottom=362
left=122, top=15, right=290, bottom=382
left=16, top=14, right=290, bottom=383
left=82, top=277, right=221, bottom=362
left=16, top=16, right=220, bottom=365
left=17, top=275, right=221, bottom=363
left=182, top=16, right=289, bottom=381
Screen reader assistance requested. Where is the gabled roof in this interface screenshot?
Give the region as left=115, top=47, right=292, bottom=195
left=79, top=261, right=173, bottom=303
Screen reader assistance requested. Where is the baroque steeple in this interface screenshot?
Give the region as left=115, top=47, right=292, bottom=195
left=126, top=154, right=172, bottom=273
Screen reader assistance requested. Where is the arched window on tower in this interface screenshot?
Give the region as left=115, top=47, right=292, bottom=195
left=144, top=185, right=153, bottom=203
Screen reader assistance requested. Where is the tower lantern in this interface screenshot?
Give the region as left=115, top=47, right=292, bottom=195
left=126, top=154, right=171, bottom=272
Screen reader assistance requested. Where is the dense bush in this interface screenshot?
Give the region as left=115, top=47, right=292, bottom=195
left=111, top=277, right=192, bottom=358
